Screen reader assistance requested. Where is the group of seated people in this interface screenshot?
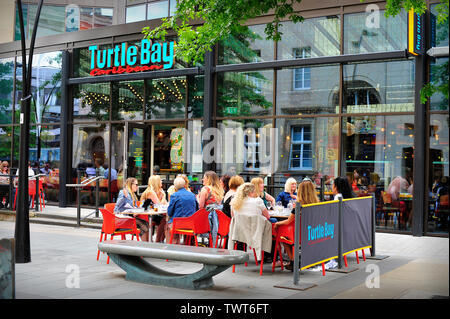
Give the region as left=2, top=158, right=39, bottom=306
left=112, top=171, right=356, bottom=271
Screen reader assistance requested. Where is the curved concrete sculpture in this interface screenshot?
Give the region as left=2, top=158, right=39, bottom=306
left=98, top=240, right=249, bottom=289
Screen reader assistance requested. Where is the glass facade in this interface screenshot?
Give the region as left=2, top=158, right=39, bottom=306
left=125, top=0, right=177, bottom=23
left=277, top=16, right=341, bottom=59
left=344, top=9, right=408, bottom=54
left=15, top=4, right=113, bottom=41
left=1, top=3, right=447, bottom=237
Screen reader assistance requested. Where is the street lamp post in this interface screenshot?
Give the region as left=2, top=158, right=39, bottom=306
left=14, top=0, right=44, bottom=263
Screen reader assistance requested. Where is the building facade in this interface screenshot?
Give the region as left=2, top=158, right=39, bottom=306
left=0, top=0, right=448, bottom=236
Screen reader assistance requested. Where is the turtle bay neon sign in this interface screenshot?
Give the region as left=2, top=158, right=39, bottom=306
left=88, top=39, right=175, bottom=76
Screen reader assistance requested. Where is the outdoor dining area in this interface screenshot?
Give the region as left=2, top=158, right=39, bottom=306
left=95, top=170, right=376, bottom=282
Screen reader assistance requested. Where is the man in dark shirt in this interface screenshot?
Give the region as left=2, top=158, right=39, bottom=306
left=166, top=177, right=199, bottom=243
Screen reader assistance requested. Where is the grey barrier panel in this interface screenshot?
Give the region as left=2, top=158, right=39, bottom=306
left=0, top=238, right=15, bottom=299
left=342, top=197, right=373, bottom=255
left=300, top=201, right=340, bottom=270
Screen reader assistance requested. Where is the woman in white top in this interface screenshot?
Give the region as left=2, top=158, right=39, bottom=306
left=230, top=183, right=277, bottom=222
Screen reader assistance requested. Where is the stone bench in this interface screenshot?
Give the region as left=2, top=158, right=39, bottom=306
left=98, top=240, right=249, bottom=289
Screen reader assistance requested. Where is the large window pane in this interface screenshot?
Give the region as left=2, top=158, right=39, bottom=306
left=31, top=51, right=62, bottom=123
left=187, top=75, right=204, bottom=118
left=0, top=126, right=12, bottom=164
left=218, top=25, right=274, bottom=65
left=216, top=119, right=273, bottom=177
left=428, top=115, right=449, bottom=235
left=342, top=115, right=414, bottom=232
left=431, top=4, right=449, bottom=47
left=343, top=60, right=415, bottom=113
left=217, top=71, right=273, bottom=117
left=111, top=80, right=144, bottom=121
left=429, top=57, right=449, bottom=111
left=277, top=64, right=339, bottom=115
left=38, top=125, right=61, bottom=205
left=147, top=1, right=169, bottom=20
left=94, top=8, right=113, bottom=28
left=126, top=4, right=146, bottom=23
left=71, top=123, right=110, bottom=206
left=73, top=83, right=110, bottom=122
left=344, top=9, right=407, bottom=54
left=145, top=77, right=186, bottom=119
left=0, top=58, right=15, bottom=125
left=111, top=123, right=125, bottom=198
left=277, top=16, right=340, bottom=60
left=28, top=5, right=66, bottom=38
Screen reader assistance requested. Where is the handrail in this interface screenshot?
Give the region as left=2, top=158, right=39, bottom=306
left=66, top=175, right=104, bottom=187
left=66, top=174, right=105, bottom=227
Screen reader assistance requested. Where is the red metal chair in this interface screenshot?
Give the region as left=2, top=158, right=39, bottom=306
left=97, top=208, right=140, bottom=264
left=214, top=210, right=231, bottom=248
left=14, top=180, right=45, bottom=211
left=169, top=208, right=212, bottom=247
left=104, top=203, right=116, bottom=213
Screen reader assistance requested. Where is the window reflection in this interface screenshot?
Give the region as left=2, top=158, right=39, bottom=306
left=71, top=123, right=110, bottom=206
left=145, top=77, right=186, bottom=119
left=218, top=25, right=274, bottom=65
left=111, top=81, right=144, bottom=121
left=344, top=9, right=407, bottom=54
left=278, top=16, right=340, bottom=60
left=343, top=60, right=415, bottom=113
left=147, top=1, right=169, bottom=20
left=73, top=83, right=110, bottom=122
left=277, top=64, right=339, bottom=115
left=217, top=71, right=273, bottom=117
left=126, top=4, right=146, bottom=23
left=216, top=119, right=273, bottom=177
left=0, top=58, right=14, bottom=125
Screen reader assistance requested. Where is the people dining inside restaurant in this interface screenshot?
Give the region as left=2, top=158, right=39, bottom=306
left=275, top=177, right=297, bottom=207
left=140, top=175, right=168, bottom=242
left=222, top=175, right=245, bottom=218
left=166, top=176, right=199, bottom=244
left=251, top=177, right=275, bottom=209
left=274, top=178, right=319, bottom=270
left=114, top=177, right=150, bottom=241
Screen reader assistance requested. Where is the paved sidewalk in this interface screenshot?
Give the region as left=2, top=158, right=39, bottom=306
left=0, top=213, right=448, bottom=300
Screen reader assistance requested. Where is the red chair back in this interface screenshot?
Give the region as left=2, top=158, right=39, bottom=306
left=216, top=210, right=231, bottom=237
left=28, top=180, right=37, bottom=196
left=99, top=208, right=116, bottom=234
left=172, top=208, right=210, bottom=234
left=277, top=219, right=297, bottom=244
left=104, top=203, right=116, bottom=213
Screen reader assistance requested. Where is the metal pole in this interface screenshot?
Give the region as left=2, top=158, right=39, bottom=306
left=337, top=196, right=343, bottom=269
left=77, top=170, right=81, bottom=227
left=35, top=176, right=39, bottom=212
left=320, top=177, right=324, bottom=201
left=371, top=195, right=376, bottom=256
left=15, top=0, right=44, bottom=263
left=95, top=169, right=99, bottom=218
left=293, top=203, right=301, bottom=285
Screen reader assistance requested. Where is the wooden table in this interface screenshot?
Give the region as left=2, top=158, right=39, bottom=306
left=120, top=209, right=167, bottom=242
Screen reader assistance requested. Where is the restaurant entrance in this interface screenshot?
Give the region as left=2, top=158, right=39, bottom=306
left=124, top=122, right=186, bottom=187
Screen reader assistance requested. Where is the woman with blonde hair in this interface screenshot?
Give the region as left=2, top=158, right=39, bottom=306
left=275, top=177, right=297, bottom=208
left=274, top=178, right=319, bottom=270
left=114, top=177, right=150, bottom=241
left=230, top=183, right=276, bottom=223
left=222, top=175, right=245, bottom=217
left=198, top=171, right=224, bottom=209
left=140, top=175, right=167, bottom=242
left=251, top=177, right=275, bottom=209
